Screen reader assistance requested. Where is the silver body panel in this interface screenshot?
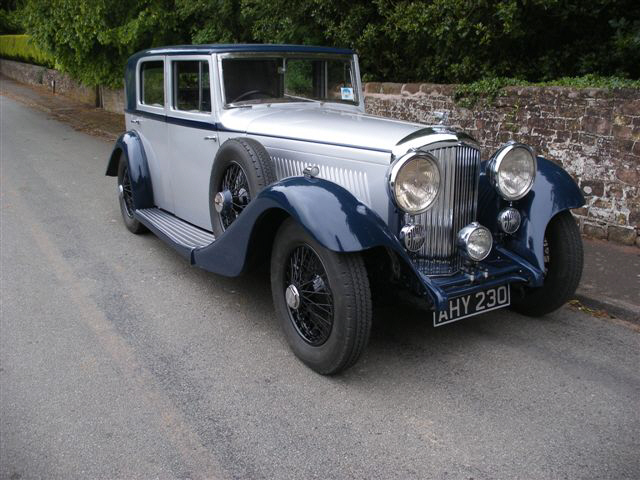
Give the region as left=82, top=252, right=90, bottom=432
left=166, top=54, right=219, bottom=230
left=126, top=51, right=480, bottom=259
left=130, top=55, right=174, bottom=213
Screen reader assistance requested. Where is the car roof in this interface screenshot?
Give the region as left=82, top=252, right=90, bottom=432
left=130, top=44, right=355, bottom=59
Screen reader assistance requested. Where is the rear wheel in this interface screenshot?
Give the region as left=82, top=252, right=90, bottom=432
left=117, top=155, right=147, bottom=234
left=270, top=219, right=372, bottom=375
left=512, top=211, right=583, bottom=316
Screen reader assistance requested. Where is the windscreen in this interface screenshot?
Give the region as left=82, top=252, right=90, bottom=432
left=221, top=55, right=357, bottom=106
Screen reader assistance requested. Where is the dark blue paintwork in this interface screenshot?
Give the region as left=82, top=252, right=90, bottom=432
left=105, top=128, right=576, bottom=310
left=193, top=177, right=400, bottom=272
left=186, top=177, right=542, bottom=311
left=122, top=108, right=392, bottom=153
left=124, top=108, right=219, bottom=131
left=125, top=44, right=355, bottom=110
left=477, top=156, right=584, bottom=270
left=105, top=131, right=154, bottom=209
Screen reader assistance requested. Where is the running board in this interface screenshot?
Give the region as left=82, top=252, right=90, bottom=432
left=135, top=208, right=215, bottom=260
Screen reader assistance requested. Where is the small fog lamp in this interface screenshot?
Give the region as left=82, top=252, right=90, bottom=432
left=497, top=207, right=521, bottom=234
left=457, top=222, right=493, bottom=262
left=400, top=224, right=426, bottom=252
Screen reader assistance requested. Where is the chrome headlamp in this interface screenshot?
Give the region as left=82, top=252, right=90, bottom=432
left=389, top=153, right=440, bottom=214
left=488, top=143, right=536, bottom=201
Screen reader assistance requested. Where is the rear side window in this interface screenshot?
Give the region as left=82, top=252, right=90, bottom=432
left=140, top=61, right=164, bottom=107
left=172, top=60, right=211, bottom=113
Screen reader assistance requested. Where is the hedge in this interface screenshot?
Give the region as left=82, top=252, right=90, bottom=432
left=0, top=34, right=53, bottom=68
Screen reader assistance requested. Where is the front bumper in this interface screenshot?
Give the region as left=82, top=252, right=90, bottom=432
left=415, top=245, right=544, bottom=311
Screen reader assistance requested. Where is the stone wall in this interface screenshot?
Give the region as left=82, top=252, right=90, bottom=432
left=0, top=59, right=124, bottom=113
left=1, top=58, right=97, bottom=105
left=364, top=83, right=640, bottom=246
left=2, top=58, right=638, bottom=245
left=99, top=85, right=125, bottom=114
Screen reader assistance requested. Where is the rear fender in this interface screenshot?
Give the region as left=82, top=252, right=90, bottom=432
left=105, top=131, right=154, bottom=209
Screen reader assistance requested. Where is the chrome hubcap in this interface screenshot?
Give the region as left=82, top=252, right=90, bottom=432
left=214, top=191, right=226, bottom=213
left=285, top=284, right=301, bottom=310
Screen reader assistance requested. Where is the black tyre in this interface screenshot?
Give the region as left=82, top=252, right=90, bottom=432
left=209, top=138, right=276, bottom=237
left=117, top=155, right=147, bottom=234
left=512, top=211, right=583, bottom=316
left=270, top=219, right=372, bottom=375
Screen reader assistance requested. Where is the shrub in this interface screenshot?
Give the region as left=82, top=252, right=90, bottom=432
left=0, top=34, right=53, bottom=68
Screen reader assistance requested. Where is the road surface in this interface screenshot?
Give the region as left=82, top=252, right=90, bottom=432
left=1, top=94, right=639, bottom=479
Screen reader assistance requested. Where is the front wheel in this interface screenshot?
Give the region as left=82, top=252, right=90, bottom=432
left=512, top=211, right=583, bottom=316
left=270, top=219, right=372, bottom=375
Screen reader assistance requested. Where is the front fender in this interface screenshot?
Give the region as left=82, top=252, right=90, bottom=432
left=193, top=177, right=408, bottom=274
left=105, top=131, right=154, bottom=209
left=478, top=156, right=584, bottom=270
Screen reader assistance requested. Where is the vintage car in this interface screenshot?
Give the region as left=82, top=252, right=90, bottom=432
left=106, top=44, right=584, bottom=374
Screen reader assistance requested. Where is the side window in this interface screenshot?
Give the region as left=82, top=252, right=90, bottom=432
left=140, top=61, right=164, bottom=107
left=172, top=60, right=211, bottom=113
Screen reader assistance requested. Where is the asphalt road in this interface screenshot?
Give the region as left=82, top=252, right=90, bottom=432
left=1, top=94, right=639, bottom=480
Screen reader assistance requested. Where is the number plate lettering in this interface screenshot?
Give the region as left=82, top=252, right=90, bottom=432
left=433, top=285, right=511, bottom=327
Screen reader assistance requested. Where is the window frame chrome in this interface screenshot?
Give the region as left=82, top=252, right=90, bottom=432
left=136, top=55, right=167, bottom=115
left=165, top=54, right=217, bottom=123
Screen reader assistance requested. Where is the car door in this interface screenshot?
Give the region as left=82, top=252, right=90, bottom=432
left=133, top=56, right=174, bottom=213
left=166, top=55, right=219, bottom=231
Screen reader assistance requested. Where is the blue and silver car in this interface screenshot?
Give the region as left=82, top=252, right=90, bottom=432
left=106, top=44, right=584, bottom=374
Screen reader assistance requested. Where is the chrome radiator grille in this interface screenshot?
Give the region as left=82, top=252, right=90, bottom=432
left=405, top=144, right=481, bottom=275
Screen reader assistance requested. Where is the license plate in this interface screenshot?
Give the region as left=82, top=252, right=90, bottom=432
left=433, top=285, right=510, bottom=327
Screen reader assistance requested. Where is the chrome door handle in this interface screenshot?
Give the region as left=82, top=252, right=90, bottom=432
left=204, top=135, right=218, bottom=142
left=131, top=118, right=141, bottom=124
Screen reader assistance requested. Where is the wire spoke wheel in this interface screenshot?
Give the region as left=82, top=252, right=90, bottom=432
left=284, top=244, right=334, bottom=346
left=116, top=156, right=147, bottom=234
left=121, top=165, right=135, bottom=217
left=271, top=219, right=372, bottom=374
left=220, top=162, right=251, bottom=230
left=219, top=162, right=251, bottom=230
left=210, top=138, right=276, bottom=237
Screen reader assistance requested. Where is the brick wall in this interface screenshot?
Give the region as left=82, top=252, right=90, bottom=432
left=364, top=83, right=640, bottom=247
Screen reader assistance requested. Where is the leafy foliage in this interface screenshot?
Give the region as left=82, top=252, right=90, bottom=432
left=4, top=0, right=639, bottom=87
left=0, top=34, right=53, bottom=67
left=455, top=75, right=640, bottom=107
left=0, top=0, right=24, bottom=34
left=20, top=0, right=185, bottom=87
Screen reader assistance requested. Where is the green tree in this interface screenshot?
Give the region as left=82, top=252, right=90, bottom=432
left=14, top=0, right=640, bottom=86
left=22, top=0, right=185, bottom=87
left=1, top=0, right=25, bottom=34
